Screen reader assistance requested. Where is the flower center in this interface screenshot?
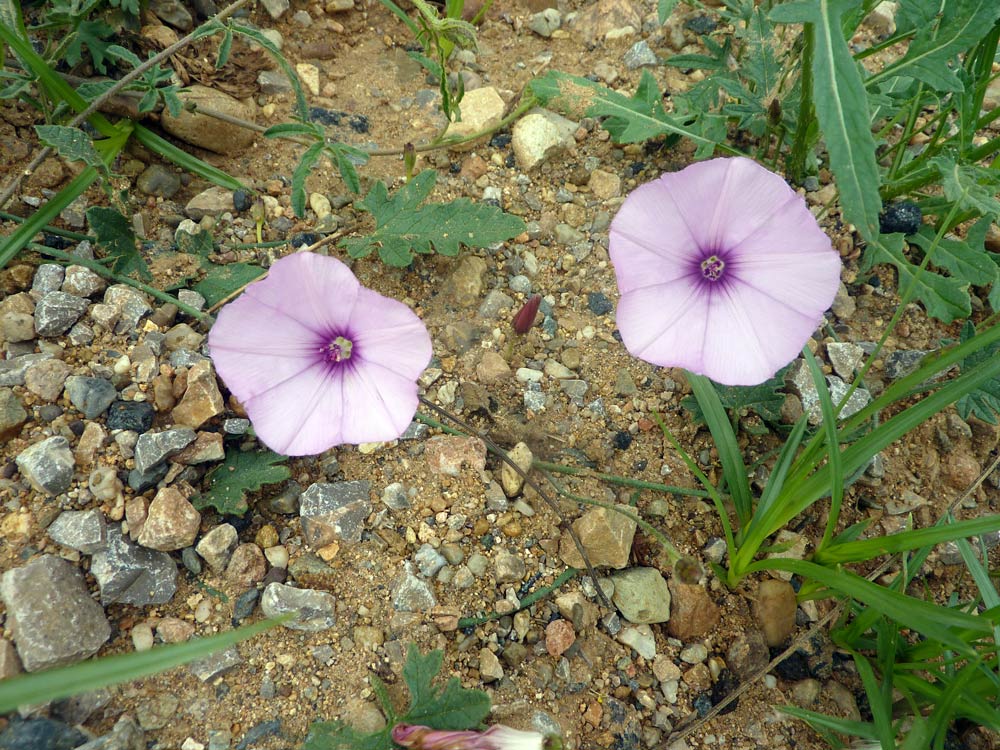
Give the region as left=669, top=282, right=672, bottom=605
left=700, top=255, right=725, bottom=282
left=325, top=335, right=353, bottom=363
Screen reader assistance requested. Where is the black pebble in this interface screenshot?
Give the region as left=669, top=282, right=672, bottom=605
left=290, top=233, right=321, bottom=249
left=181, top=547, right=202, bottom=575
left=612, top=431, right=633, bottom=450
left=711, top=668, right=739, bottom=714
left=587, top=292, right=614, bottom=316
left=505, top=153, right=516, bottom=168
left=481, top=532, right=495, bottom=551
left=223, top=514, right=253, bottom=533
left=772, top=649, right=811, bottom=680
left=232, top=189, right=252, bottom=213
left=0, top=718, right=88, bottom=750
left=308, top=107, right=342, bottom=126
left=879, top=201, right=922, bottom=235
left=348, top=114, right=370, bottom=134
left=489, top=132, right=512, bottom=148
left=232, top=588, right=260, bottom=624
left=37, top=405, right=63, bottom=423
left=42, top=233, right=72, bottom=250
left=106, top=400, right=155, bottom=433
left=684, top=15, right=718, bottom=34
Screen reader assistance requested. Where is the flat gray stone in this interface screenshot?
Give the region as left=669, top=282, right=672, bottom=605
left=189, top=646, right=242, bottom=682
left=62, top=265, right=106, bottom=298
left=47, top=509, right=107, bottom=554
left=73, top=716, right=145, bottom=750
left=0, top=555, right=110, bottom=671
left=32, top=264, right=65, bottom=293
left=528, top=7, right=561, bottom=36
left=104, top=285, right=153, bottom=335
left=392, top=562, right=437, bottom=612
left=16, top=436, right=75, bottom=495
left=90, top=526, right=178, bottom=605
left=0, top=353, right=53, bottom=387
left=260, top=582, right=337, bottom=630
left=624, top=40, right=658, bottom=69
left=34, top=292, right=89, bottom=337
left=65, top=376, right=117, bottom=419
left=299, top=480, right=372, bottom=546
left=133, top=428, right=197, bottom=474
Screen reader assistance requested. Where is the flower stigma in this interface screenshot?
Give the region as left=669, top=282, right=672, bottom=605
left=700, top=254, right=725, bottom=282
left=326, top=335, right=353, bottom=363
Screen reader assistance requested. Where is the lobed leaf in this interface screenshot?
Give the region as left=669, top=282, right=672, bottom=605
left=193, top=262, right=266, bottom=307
left=86, top=206, right=152, bottom=280
left=35, top=124, right=105, bottom=172
left=194, top=448, right=290, bottom=516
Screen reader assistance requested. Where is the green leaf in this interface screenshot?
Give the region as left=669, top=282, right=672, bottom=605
left=86, top=206, right=151, bottom=280
left=193, top=262, right=266, bottom=306
left=194, top=449, right=290, bottom=516
left=867, top=0, right=1000, bottom=92
left=931, top=156, right=1000, bottom=220
left=0, top=617, right=284, bottom=713
left=866, top=233, right=970, bottom=322
left=657, top=0, right=680, bottom=24
left=682, top=364, right=790, bottom=423
left=302, top=722, right=392, bottom=750
left=954, top=320, right=1000, bottom=424
left=291, top=141, right=325, bottom=218
left=65, top=18, right=114, bottom=73
left=529, top=70, right=733, bottom=153
left=909, top=220, right=999, bottom=292
left=34, top=125, right=106, bottom=172
left=341, top=170, right=525, bottom=267
left=401, top=645, right=491, bottom=730
left=771, top=0, right=882, bottom=241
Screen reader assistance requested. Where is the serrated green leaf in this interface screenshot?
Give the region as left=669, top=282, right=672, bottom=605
left=771, top=0, right=882, bottom=241
left=657, top=0, right=680, bottom=24
left=342, top=170, right=525, bottom=266
left=954, top=320, right=1000, bottom=424
left=931, top=157, right=1000, bottom=220
left=682, top=365, right=790, bottom=423
left=109, top=0, right=140, bottom=14
left=194, top=449, right=290, bottom=516
left=176, top=228, right=216, bottom=257
left=35, top=125, right=105, bottom=171
left=402, top=645, right=442, bottom=710
left=217, top=29, right=233, bottom=68
left=530, top=70, right=729, bottom=153
left=105, top=43, right=141, bottom=67
left=193, top=262, right=266, bottom=306
left=909, top=221, right=999, bottom=289
left=401, top=645, right=490, bottom=730
left=65, top=19, right=114, bottom=73
left=867, top=233, right=970, bottom=322
left=302, top=721, right=392, bottom=750
left=291, top=141, right=326, bottom=218
left=86, top=206, right=151, bottom=280
left=867, top=0, right=1000, bottom=92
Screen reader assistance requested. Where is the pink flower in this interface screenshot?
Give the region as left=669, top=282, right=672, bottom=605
left=208, top=253, right=432, bottom=455
left=609, top=157, right=841, bottom=386
left=391, top=724, right=550, bottom=750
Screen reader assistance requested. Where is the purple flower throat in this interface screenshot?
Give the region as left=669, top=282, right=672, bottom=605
left=697, top=251, right=727, bottom=283
left=321, top=332, right=355, bottom=366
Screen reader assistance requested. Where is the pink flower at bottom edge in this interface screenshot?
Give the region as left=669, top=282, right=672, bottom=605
left=609, top=156, right=841, bottom=386
left=391, top=724, right=549, bottom=750
left=207, top=253, right=432, bottom=456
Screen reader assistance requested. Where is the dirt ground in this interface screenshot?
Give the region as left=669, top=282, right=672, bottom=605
left=2, top=0, right=1000, bottom=749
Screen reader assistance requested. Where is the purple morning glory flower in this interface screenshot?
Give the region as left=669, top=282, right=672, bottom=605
left=208, top=253, right=432, bottom=456
left=609, top=157, right=841, bottom=386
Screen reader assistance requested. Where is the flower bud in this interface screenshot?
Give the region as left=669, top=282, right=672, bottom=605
left=512, top=294, right=541, bottom=335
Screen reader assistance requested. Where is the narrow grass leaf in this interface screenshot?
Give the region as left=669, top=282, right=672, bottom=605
left=133, top=125, right=245, bottom=191
left=853, top=650, right=896, bottom=749
left=0, top=617, right=284, bottom=713
left=818, top=514, right=1000, bottom=564
left=804, top=349, right=843, bottom=552
left=770, top=0, right=882, bottom=240
left=777, top=705, right=879, bottom=741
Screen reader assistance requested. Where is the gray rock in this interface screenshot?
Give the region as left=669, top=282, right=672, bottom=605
left=15, top=436, right=75, bottom=495
left=0, top=718, right=88, bottom=750
left=34, top=292, right=89, bottom=337
left=260, top=582, right=337, bottom=630
left=0, top=555, right=111, bottom=671
left=65, top=376, right=117, bottom=419
left=189, top=646, right=242, bottom=682
left=136, top=165, right=181, bottom=198
left=133, top=427, right=197, bottom=474
left=381, top=482, right=411, bottom=510
left=90, top=526, right=178, bottom=605
left=73, top=716, right=145, bottom=750
left=299, top=480, right=372, bottom=546
left=610, top=567, right=671, bottom=624
left=414, top=544, right=447, bottom=577
left=258, top=70, right=294, bottom=95
left=617, top=624, right=656, bottom=659
left=61, top=265, right=106, bottom=297
left=788, top=361, right=872, bottom=425
left=826, top=342, right=864, bottom=380
left=196, top=523, right=239, bottom=572
left=149, top=0, right=193, bottom=29
left=624, top=40, right=658, bottom=69
left=51, top=688, right=113, bottom=726
left=33, top=264, right=65, bottom=293
left=47, top=509, right=107, bottom=554
left=1, top=311, right=35, bottom=342
left=478, top=289, right=515, bottom=319
left=528, top=7, right=561, bottom=36
left=393, top=562, right=437, bottom=611
left=127, top=462, right=169, bottom=493
left=24, top=359, right=70, bottom=402
left=0, top=388, right=28, bottom=437
left=260, top=0, right=289, bottom=18
left=104, top=285, right=153, bottom=335
left=0, top=353, right=53, bottom=387
left=884, top=349, right=930, bottom=380
left=494, top=550, right=526, bottom=582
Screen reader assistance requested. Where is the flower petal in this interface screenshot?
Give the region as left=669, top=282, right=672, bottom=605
left=242, top=252, right=361, bottom=335
left=615, top=279, right=710, bottom=372
left=349, top=287, right=433, bottom=381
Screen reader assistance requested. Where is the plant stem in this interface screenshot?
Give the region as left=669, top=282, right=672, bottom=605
left=0, top=211, right=92, bottom=242
left=531, top=459, right=711, bottom=498
left=27, top=243, right=211, bottom=322
left=457, top=568, right=577, bottom=629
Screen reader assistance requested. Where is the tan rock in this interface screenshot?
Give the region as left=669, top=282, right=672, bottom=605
left=226, top=543, right=266, bottom=586
left=665, top=580, right=720, bottom=640
left=171, top=360, right=224, bottom=429
left=160, top=85, right=256, bottom=155
left=424, top=435, right=487, bottom=476
left=137, top=487, right=201, bottom=551
left=572, top=0, right=641, bottom=44
left=754, top=579, right=797, bottom=646
left=500, top=441, right=533, bottom=497
left=559, top=504, right=637, bottom=569
left=477, top=351, right=511, bottom=383
left=172, top=431, right=225, bottom=464
left=545, top=619, right=576, bottom=657
left=445, top=87, right=507, bottom=147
